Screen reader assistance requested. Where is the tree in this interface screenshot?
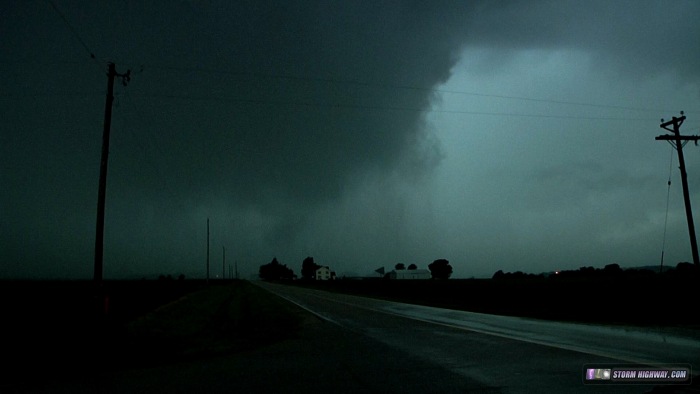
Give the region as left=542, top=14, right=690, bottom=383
left=407, top=263, right=417, bottom=270
left=603, top=263, right=623, bottom=277
left=428, top=259, right=453, bottom=279
left=259, top=257, right=294, bottom=280
left=301, top=256, right=320, bottom=280
left=395, top=263, right=406, bottom=270
left=492, top=269, right=504, bottom=280
left=671, top=261, right=699, bottom=277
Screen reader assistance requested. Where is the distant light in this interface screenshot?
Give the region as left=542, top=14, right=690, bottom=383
left=555, top=271, right=559, bottom=275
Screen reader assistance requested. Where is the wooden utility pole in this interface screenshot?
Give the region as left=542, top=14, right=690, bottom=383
left=222, top=246, right=226, bottom=280
left=207, top=218, right=210, bottom=284
left=655, top=112, right=700, bottom=266
left=94, top=63, right=130, bottom=284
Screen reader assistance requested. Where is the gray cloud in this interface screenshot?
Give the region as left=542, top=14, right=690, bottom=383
left=2, top=1, right=700, bottom=279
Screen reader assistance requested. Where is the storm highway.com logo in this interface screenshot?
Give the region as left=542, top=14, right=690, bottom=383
left=583, top=364, right=691, bottom=385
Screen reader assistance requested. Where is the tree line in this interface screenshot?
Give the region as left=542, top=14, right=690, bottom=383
left=492, top=262, right=699, bottom=280
left=258, top=257, right=454, bottom=280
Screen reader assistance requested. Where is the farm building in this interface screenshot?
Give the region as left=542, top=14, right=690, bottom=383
left=388, top=269, right=431, bottom=280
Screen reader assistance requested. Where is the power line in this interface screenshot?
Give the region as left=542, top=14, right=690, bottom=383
left=1, top=85, right=662, bottom=122
left=3, top=55, right=693, bottom=120
left=47, top=0, right=103, bottom=71
left=3, top=51, right=689, bottom=124
left=127, top=92, right=659, bottom=122
left=660, top=146, right=674, bottom=273
left=141, top=64, right=694, bottom=115
left=0, top=91, right=103, bottom=98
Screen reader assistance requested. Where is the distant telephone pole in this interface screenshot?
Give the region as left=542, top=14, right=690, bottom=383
left=222, top=246, right=226, bottom=280
left=94, top=63, right=130, bottom=284
left=206, top=218, right=210, bottom=284
left=655, top=112, right=700, bottom=266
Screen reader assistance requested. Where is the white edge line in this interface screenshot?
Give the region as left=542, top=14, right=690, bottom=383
left=256, top=283, right=685, bottom=368
left=254, top=282, right=343, bottom=326
left=305, top=291, right=670, bottom=366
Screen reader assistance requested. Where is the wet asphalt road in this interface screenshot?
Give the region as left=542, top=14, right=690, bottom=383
left=16, top=281, right=698, bottom=393
left=257, top=282, right=700, bottom=393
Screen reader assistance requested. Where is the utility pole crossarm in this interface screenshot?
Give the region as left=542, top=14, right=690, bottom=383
left=661, top=115, right=685, bottom=131
left=655, top=135, right=700, bottom=142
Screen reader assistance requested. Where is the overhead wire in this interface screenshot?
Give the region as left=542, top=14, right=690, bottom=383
left=127, top=92, right=660, bottom=122
left=660, top=146, right=675, bottom=274
left=0, top=90, right=103, bottom=98
left=46, top=0, right=104, bottom=72
left=19, top=3, right=700, bottom=124
left=141, top=63, right=696, bottom=116
left=115, top=85, right=182, bottom=202
left=2, top=53, right=692, bottom=134
left=1, top=55, right=690, bottom=123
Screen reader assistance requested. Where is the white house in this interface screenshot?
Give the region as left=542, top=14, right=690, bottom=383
left=388, top=269, right=431, bottom=280
left=315, top=266, right=335, bottom=280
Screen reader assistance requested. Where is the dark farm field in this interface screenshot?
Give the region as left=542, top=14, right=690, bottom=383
left=0, top=279, right=201, bottom=382
left=0, top=279, right=301, bottom=389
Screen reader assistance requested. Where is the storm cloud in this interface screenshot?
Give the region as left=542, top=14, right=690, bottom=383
left=2, top=1, right=700, bottom=279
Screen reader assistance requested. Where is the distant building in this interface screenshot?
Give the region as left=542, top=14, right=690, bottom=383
left=315, top=266, right=336, bottom=280
left=388, top=269, right=431, bottom=280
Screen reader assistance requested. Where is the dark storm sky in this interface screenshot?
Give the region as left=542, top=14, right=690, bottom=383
left=2, top=1, right=700, bottom=279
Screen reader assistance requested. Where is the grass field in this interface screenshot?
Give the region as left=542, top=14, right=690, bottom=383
left=0, top=280, right=301, bottom=389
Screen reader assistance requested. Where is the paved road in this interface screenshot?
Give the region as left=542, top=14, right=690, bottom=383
left=18, top=281, right=698, bottom=393
left=257, top=282, right=700, bottom=393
